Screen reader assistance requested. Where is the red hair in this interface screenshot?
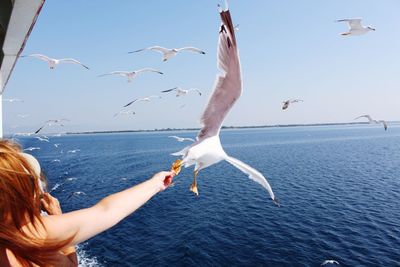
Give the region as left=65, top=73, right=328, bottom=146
left=0, top=139, right=72, bottom=266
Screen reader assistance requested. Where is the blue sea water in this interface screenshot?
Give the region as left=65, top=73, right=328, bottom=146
left=15, top=124, right=400, bottom=266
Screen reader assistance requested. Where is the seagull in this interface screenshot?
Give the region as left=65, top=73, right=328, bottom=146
left=129, top=46, right=206, bottom=62
left=169, top=135, right=195, bottom=142
left=35, top=136, right=50, bottom=142
left=66, top=177, right=77, bottom=182
left=171, top=4, right=278, bottom=206
left=354, top=115, right=387, bottom=130
left=98, top=68, right=163, bottom=82
left=123, top=95, right=161, bottom=108
left=336, top=18, right=375, bottom=36
left=52, top=159, right=61, bottom=163
left=24, top=147, right=40, bottom=151
left=54, top=143, right=61, bottom=148
left=321, top=260, right=340, bottom=265
left=3, top=98, right=23, bottom=103
left=67, top=149, right=80, bottom=153
left=34, top=119, right=70, bottom=134
left=282, top=99, right=303, bottom=110
left=21, top=54, right=89, bottom=69
left=17, top=114, right=30, bottom=118
left=161, top=87, right=202, bottom=97
left=67, top=191, right=86, bottom=199
left=113, top=110, right=136, bottom=117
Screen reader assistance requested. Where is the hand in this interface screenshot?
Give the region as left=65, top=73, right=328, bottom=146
left=40, top=193, right=62, bottom=215
left=150, top=171, right=175, bottom=192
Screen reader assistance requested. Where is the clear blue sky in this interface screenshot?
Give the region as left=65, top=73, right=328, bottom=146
left=3, top=0, right=400, bottom=134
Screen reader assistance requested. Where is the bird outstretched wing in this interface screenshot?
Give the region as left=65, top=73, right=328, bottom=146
left=176, top=47, right=206, bottom=54
left=59, top=58, right=89, bottom=69
left=337, top=18, right=362, bottom=29
left=23, top=53, right=52, bottom=61
left=197, top=7, right=241, bottom=141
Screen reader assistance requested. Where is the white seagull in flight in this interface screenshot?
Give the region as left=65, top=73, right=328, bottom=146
left=321, top=260, right=340, bottom=265
left=161, top=87, right=202, bottom=97
left=169, top=136, right=195, bottom=142
left=113, top=110, right=136, bottom=117
left=3, top=98, right=23, bottom=103
left=336, top=18, right=375, bottom=36
left=35, top=119, right=70, bottom=134
left=21, top=54, right=89, bottom=69
left=123, top=95, right=161, bottom=108
left=98, top=68, right=163, bottom=82
left=172, top=4, right=278, bottom=206
left=129, top=46, right=206, bottom=62
left=282, top=99, right=303, bottom=110
left=354, top=114, right=387, bottom=130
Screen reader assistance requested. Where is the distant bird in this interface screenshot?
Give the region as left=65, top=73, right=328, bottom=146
left=161, top=87, right=202, bottom=97
left=321, top=260, right=340, bottom=266
left=129, top=46, right=206, bottom=62
left=35, top=119, right=70, bottom=134
left=21, top=54, right=89, bottom=69
left=52, top=159, right=61, bottom=163
left=336, top=18, right=375, bottom=36
left=66, top=177, right=77, bottom=181
left=24, top=147, right=40, bottom=151
left=123, top=95, right=161, bottom=107
left=98, top=68, right=163, bottom=82
left=169, top=135, right=195, bottom=142
left=282, top=99, right=303, bottom=110
left=35, top=136, right=49, bottom=142
left=54, top=143, right=61, bottom=148
left=3, top=98, right=23, bottom=103
left=113, top=110, right=136, bottom=117
left=17, top=114, right=30, bottom=118
left=172, top=4, right=278, bottom=205
left=67, top=149, right=80, bottom=153
left=67, top=191, right=86, bottom=199
left=354, top=114, right=387, bottom=130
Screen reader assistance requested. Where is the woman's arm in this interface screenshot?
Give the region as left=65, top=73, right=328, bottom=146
left=42, top=171, right=174, bottom=246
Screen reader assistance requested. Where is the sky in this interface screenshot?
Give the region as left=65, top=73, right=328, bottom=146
left=3, top=0, right=400, bottom=134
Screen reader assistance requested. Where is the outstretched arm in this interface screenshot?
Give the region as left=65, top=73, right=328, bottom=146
left=43, top=171, right=174, bottom=246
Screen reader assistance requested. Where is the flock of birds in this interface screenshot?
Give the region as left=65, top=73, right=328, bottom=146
left=3, top=4, right=388, bottom=266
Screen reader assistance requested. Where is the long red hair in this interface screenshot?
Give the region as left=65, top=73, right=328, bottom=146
left=0, top=139, right=72, bottom=266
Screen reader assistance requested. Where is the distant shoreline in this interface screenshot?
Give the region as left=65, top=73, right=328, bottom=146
left=65, top=121, right=398, bottom=135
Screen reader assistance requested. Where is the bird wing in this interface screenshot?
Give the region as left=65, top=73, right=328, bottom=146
left=58, top=58, right=89, bottom=69
left=24, top=53, right=52, bottom=62
left=34, top=125, right=45, bottom=134
left=176, top=47, right=206, bottom=54
left=161, top=87, right=178, bottom=93
left=225, top=156, right=278, bottom=206
left=379, top=120, right=388, bottom=130
left=168, top=136, right=179, bottom=140
left=197, top=7, right=242, bottom=141
left=123, top=99, right=138, bottom=107
left=354, top=114, right=373, bottom=122
left=189, top=88, right=202, bottom=96
left=98, top=71, right=130, bottom=77
left=128, top=46, right=170, bottom=54
left=135, top=68, right=163, bottom=74
left=337, top=18, right=362, bottom=29
left=185, top=138, right=195, bottom=142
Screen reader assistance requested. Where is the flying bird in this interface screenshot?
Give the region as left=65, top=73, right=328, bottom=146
left=35, top=119, right=70, bottom=134
left=67, top=149, right=80, bottom=153
left=129, top=46, right=206, bottom=62
left=282, top=99, right=303, bottom=110
left=321, top=260, right=340, bottom=266
left=3, top=98, right=23, bottom=103
left=169, top=135, right=195, bottom=142
left=98, top=68, right=163, bottom=82
left=161, top=87, right=202, bottom=97
left=67, top=191, right=86, bottom=199
left=21, top=54, right=89, bottom=69
left=23, top=147, right=40, bottom=151
left=354, top=115, right=388, bottom=130
left=35, top=136, right=49, bottom=142
left=336, top=18, right=375, bottom=36
left=172, top=4, right=278, bottom=206
left=54, top=143, right=61, bottom=148
left=123, top=95, right=161, bottom=108
left=113, top=110, right=136, bottom=117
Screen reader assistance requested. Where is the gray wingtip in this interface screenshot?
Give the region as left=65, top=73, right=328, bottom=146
left=273, top=197, right=280, bottom=207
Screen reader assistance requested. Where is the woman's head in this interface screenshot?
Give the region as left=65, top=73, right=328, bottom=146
left=0, top=139, right=45, bottom=227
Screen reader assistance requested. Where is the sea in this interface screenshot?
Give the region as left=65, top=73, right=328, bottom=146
left=13, top=124, right=400, bottom=266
